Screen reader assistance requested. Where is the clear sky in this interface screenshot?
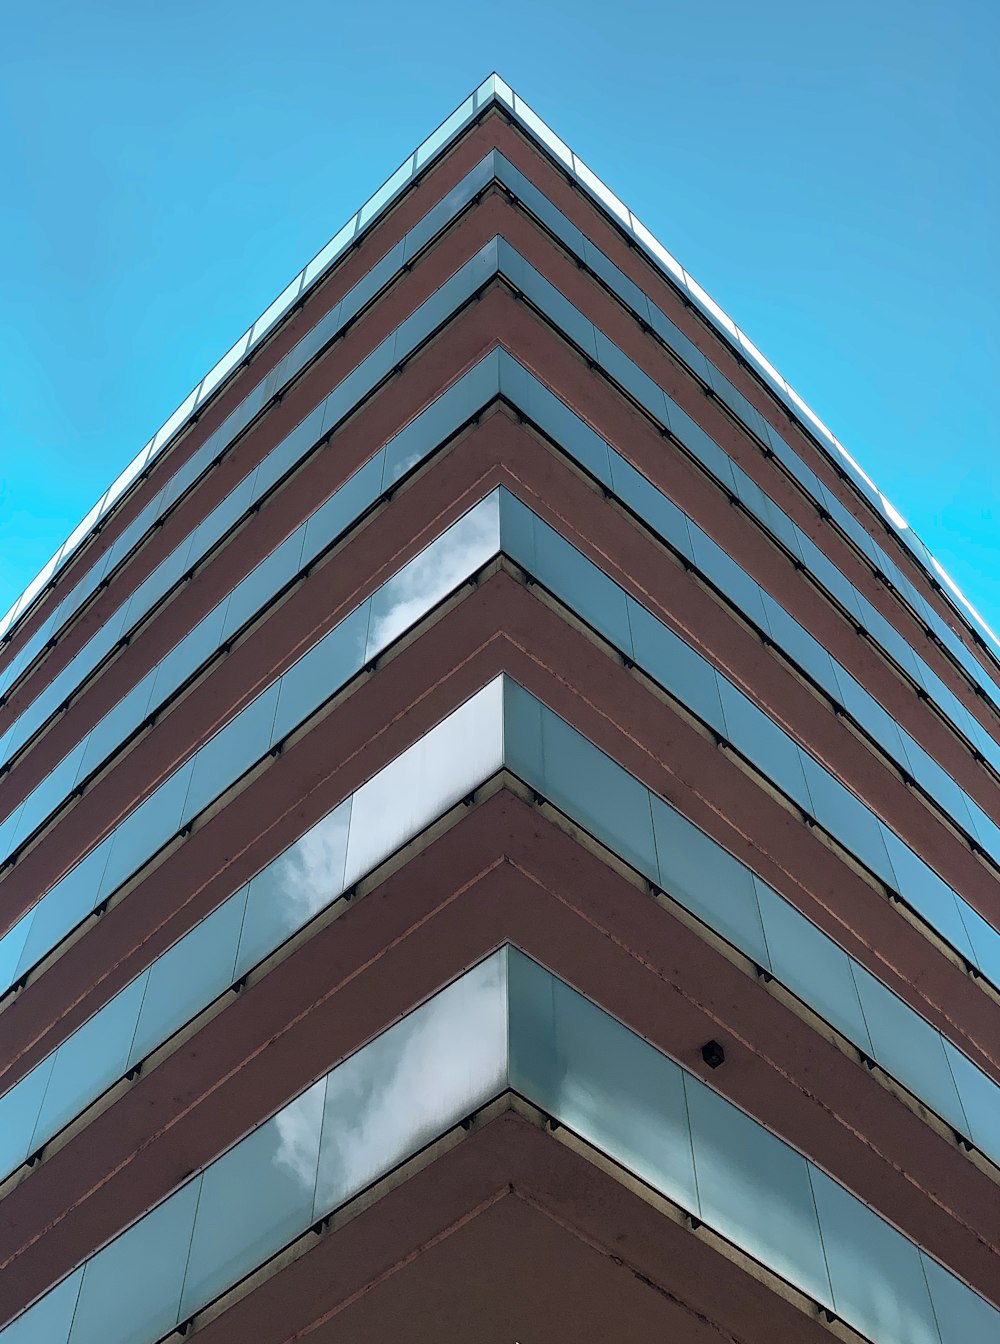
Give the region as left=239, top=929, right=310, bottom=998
left=1, top=1, right=997, bottom=639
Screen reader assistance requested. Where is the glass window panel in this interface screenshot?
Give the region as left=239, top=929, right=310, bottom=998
left=0, top=1054, right=55, bottom=1175
left=77, top=669, right=158, bottom=781
left=626, top=599, right=725, bottom=732
left=502, top=677, right=546, bottom=786
left=270, top=603, right=371, bottom=748
left=286, top=304, right=341, bottom=375
left=129, top=890, right=247, bottom=1068
left=0, top=803, right=26, bottom=866
left=2, top=1265, right=82, bottom=1344
left=757, top=494, right=805, bottom=561
left=686, top=1075, right=832, bottom=1306
left=122, top=535, right=196, bottom=629
left=760, top=595, right=837, bottom=691
left=189, top=473, right=257, bottom=559
left=149, top=604, right=229, bottom=706
left=508, top=949, right=698, bottom=1210
left=879, top=830, right=977, bottom=964
left=528, top=700, right=658, bottom=881
left=366, top=493, right=501, bottom=659
left=500, top=496, right=634, bottom=655
left=0, top=908, right=32, bottom=993
left=648, top=305, right=711, bottom=381
left=235, top=799, right=352, bottom=978
left=833, top=665, right=907, bottom=759
left=180, top=684, right=279, bottom=827
left=99, top=760, right=196, bottom=899
left=179, top=1080, right=325, bottom=1319
left=666, top=402, right=737, bottom=494
left=33, top=972, right=148, bottom=1145
left=921, top=1252, right=999, bottom=1344
left=343, top=678, right=504, bottom=887
left=68, top=1176, right=201, bottom=1344
left=300, top=453, right=384, bottom=567
left=799, top=756, right=896, bottom=885
left=220, top=527, right=306, bottom=644
left=250, top=404, right=325, bottom=506
left=962, top=896, right=1000, bottom=987
left=595, top=332, right=672, bottom=429
left=941, top=1040, right=1000, bottom=1162
left=514, top=257, right=599, bottom=361
left=606, top=454, right=695, bottom=561
left=754, top=881, right=873, bottom=1052
left=851, top=964, right=969, bottom=1132
left=314, top=951, right=507, bottom=1217
left=651, top=797, right=770, bottom=969
left=809, top=1166, right=941, bottom=1344
left=718, top=680, right=812, bottom=809
left=17, top=835, right=114, bottom=977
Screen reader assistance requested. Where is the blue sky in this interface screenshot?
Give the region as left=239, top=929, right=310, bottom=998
left=1, top=0, right=997, bottom=640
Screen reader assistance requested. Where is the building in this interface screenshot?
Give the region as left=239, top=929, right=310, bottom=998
left=0, top=73, right=998, bottom=1343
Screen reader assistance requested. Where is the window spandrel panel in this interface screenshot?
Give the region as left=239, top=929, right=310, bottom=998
left=651, top=797, right=770, bottom=970
left=508, top=949, right=698, bottom=1210
left=269, top=602, right=371, bottom=748
left=343, top=677, right=504, bottom=888
left=180, top=684, right=280, bottom=828
left=67, top=1177, right=201, bottom=1344
left=0, top=1054, right=55, bottom=1175
left=235, top=798, right=352, bottom=979
left=33, top=972, right=149, bottom=1145
left=809, top=1166, right=942, bottom=1344
left=626, top=598, right=725, bottom=733
left=179, top=1080, right=325, bottom=1319
left=851, top=964, right=969, bottom=1134
left=365, top=492, right=501, bottom=660
left=128, top=890, right=248, bottom=1068
left=1, top=1265, right=82, bottom=1344
left=754, top=880, right=872, bottom=1053
left=314, top=951, right=507, bottom=1218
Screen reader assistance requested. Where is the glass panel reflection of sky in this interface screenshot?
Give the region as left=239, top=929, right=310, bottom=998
left=5, top=946, right=995, bottom=1344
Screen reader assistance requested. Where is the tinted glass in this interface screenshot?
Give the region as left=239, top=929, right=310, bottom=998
left=236, top=799, right=352, bottom=978
left=314, top=951, right=507, bottom=1216
left=809, top=1167, right=941, bottom=1344
left=508, top=949, right=698, bottom=1209
left=68, top=1177, right=201, bottom=1344
left=651, top=797, right=770, bottom=969
left=179, top=1081, right=325, bottom=1318
left=129, top=893, right=247, bottom=1067
left=686, top=1075, right=832, bottom=1305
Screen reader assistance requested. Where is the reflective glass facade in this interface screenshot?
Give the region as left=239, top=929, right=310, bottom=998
left=2, top=79, right=997, bottom=1344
